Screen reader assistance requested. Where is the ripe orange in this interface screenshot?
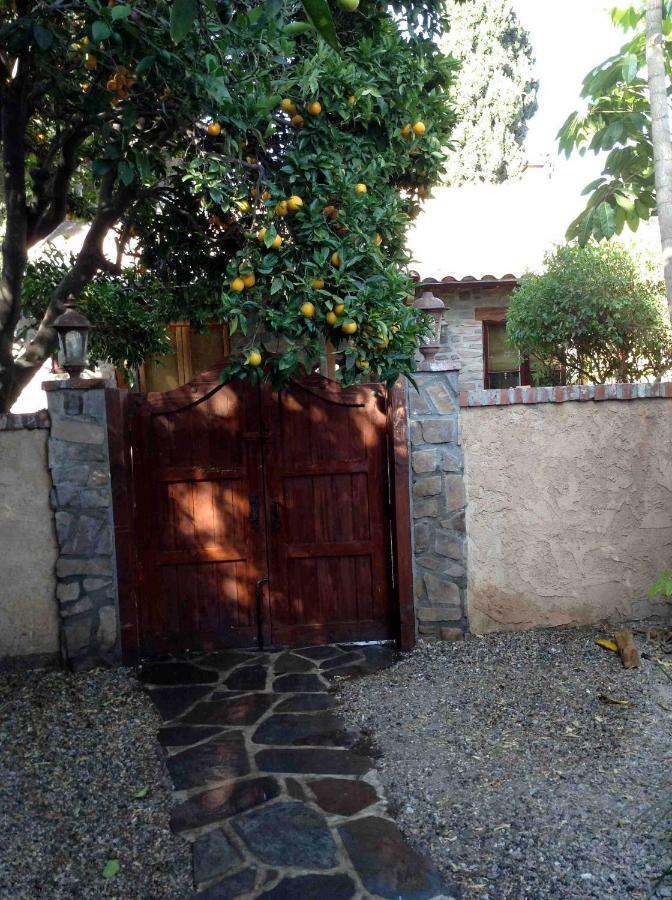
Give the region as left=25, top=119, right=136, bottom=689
left=275, top=200, right=288, bottom=216
left=331, top=251, right=341, bottom=267
left=257, top=227, right=267, bottom=241
left=248, top=349, right=262, bottom=367
left=242, top=272, right=256, bottom=288
left=355, top=183, right=367, bottom=194
left=326, top=311, right=338, bottom=326
left=291, top=114, right=305, bottom=128
left=413, top=121, right=426, bottom=135
left=231, top=277, right=245, bottom=292
left=271, top=234, right=283, bottom=249
left=84, top=54, right=97, bottom=70
left=356, top=358, right=369, bottom=370
left=207, top=122, right=222, bottom=137
left=334, top=302, right=345, bottom=315
left=300, top=301, right=316, bottom=318
left=373, top=232, right=382, bottom=246
left=342, top=321, right=358, bottom=334
left=311, top=278, right=325, bottom=289
left=281, top=98, right=297, bottom=114
left=287, top=195, right=303, bottom=212
left=261, top=190, right=270, bottom=201
left=308, top=101, right=322, bottom=116
left=238, top=200, right=251, bottom=214
left=323, top=205, right=338, bottom=220
left=401, top=124, right=411, bottom=139
left=348, top=95, right=356, bottom=106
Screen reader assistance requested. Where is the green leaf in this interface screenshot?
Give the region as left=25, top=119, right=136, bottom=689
left=91, top=159, right=111, bottom=177
left=102, top=859, right=120, bottom=879
left=135, top=55, right=156, bottom=76
left=33, top=23, right=53, bottom=50
left=111, top=4, right=133, bottom=20
left=118, top=160, right=135, bottom=186
left=300, top=0, right=339, bottom=49
left=133, top=786, right=150, bottom=799
left=283, top=21, right=315, bottom=36
left=595, top=201, right=616, bottom=238
left=92, top=20, right=112, bottom=42
left=622, top=53, right=638, bottom=83
left=170, top=0, right=198, bottom=44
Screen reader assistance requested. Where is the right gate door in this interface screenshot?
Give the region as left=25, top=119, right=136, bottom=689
left=261, top=377, right=394, bottom=647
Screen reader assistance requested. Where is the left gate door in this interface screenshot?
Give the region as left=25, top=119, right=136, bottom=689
left=129, top=368, right=267, bottom=656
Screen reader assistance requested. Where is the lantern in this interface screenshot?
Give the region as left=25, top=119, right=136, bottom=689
left=53, top=295, right=92, bottom=378
left=415, top=289, right=445, bottom=362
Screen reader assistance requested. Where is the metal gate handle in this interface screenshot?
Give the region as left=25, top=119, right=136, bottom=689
left=270, top=498, right=281, bottom=532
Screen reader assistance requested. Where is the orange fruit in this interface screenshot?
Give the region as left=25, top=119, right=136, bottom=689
left=287, top=195, right=303, bottom=212
left=84, top=54, right=97, bottom=70
left=257, top=227, right=267, bottom=241
left=373, top=232, right=382, bottom=246
left=413, top=121, right=426, bottom=135
left=348, top=95, right=356, bottom=106
left=334, top=302, right=345, bottom=315
left=275, top=200, right=288, bottom=216
left=262, top=190, right=270, bottom=201
left=323, top=205, right=338, bottom=220
left=238, top=200, right=251, bottom=214
left=342, top=321, right=358, bottom=334
left=248, top=349, right=262, bottom=367
left=308, top=101, right=322, bottom=116
left=281, top=98, right=297, bottom=114
left=355, top=183, right=367, bottom=194
left=331, top=251, right=341, bottom=267
left=80, top=83, right=91, bottom=93
left=356, top=358, right=369, bottom=370
left=207, top=122, right=222, bottom=136
left=300, top=301, right=316, bottom=318
left=326, top=311, right=338, bottom=326
left=401, top=124, right=411, bottom=139
left=311, top=278, right=325, bottom=289
left=231, top=277, right=246, bottom=292
left=271, top=234, right=283, bottom=249
left=242, top=272, right=256, bottom=288
left=291, top=114, right=304, bottom=128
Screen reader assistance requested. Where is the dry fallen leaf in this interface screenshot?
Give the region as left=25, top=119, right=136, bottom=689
left=595, top=638, right=618, bottom=652
left=598, top=693, right=629, bottom=706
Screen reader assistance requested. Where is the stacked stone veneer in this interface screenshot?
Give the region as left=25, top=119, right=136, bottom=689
left=45, top=380, right=120, bottom=669
left=408, top=363, right=468, bottom=640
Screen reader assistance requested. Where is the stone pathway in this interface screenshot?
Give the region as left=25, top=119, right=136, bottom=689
left=140, top=644, right=453, bottom=899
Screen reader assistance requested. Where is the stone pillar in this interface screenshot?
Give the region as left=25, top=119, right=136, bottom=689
left=408, top=360, right=468, bottom=641
left=44, top=379, right=120, bottom=669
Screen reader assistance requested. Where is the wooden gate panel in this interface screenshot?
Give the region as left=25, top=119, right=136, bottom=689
left=130, top=370, right=266, bottom=655
left=262, top=377, right=393, bottom=646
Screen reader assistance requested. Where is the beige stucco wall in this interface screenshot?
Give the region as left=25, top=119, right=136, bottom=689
left=462, top=399, right=672, bottom=633
left=0, top=427, right=59, bottom=663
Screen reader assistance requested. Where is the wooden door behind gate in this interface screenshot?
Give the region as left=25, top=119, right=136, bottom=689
left=120, top=368, right=405, bottom=659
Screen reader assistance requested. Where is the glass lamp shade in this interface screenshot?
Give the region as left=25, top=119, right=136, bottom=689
left=414, top=289, right=445, bottom=361
left=53, top=296, right=92, bottom=377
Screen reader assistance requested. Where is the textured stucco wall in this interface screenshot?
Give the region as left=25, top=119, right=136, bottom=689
left=0, top=425, right=59, bottom=663
left=462, top=399, right=672, bottom=633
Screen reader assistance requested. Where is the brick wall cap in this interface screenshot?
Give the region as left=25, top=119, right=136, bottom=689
left=460, top=382, right=672, bottom=408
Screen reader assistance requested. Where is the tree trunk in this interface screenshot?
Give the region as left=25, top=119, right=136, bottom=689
left=646, top=0, right=672, bottom=321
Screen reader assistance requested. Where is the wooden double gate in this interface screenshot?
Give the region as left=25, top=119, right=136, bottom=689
left=108, top=368, right=413, bottom=661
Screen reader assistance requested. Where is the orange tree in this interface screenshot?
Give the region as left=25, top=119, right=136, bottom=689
left=0, top=0, right=457, bottom=409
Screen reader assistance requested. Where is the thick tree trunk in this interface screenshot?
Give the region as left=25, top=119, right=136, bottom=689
left=646, top=0, right=672, bottom=321
left=0, top=63, right=29, bottom=412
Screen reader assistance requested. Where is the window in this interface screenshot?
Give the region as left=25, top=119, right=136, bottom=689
left=140, top=323, right=230, bottom=392
left=483, top=321, right=528, bottom=389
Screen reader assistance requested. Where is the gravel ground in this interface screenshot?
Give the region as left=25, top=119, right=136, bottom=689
left=338, top=626, right=672, bottom=899
left=0, top=667, right=191, bottom=900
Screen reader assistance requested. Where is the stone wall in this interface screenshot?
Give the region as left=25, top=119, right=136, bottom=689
left=45, top=380, right=120, bottom=669
left=422, top=285, right=513, bottom=390
left=0, top=412, right=59, bottom=668
left=408, top=365, right=468, bottom=640
left=460, top=383, right=672, bottom=633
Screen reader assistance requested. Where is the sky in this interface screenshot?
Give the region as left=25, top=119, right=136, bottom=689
left=407, top=0, right=662, bottom=279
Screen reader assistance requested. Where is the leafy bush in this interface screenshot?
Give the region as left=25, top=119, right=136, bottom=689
left=506, top=242, right=672, bottom=383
